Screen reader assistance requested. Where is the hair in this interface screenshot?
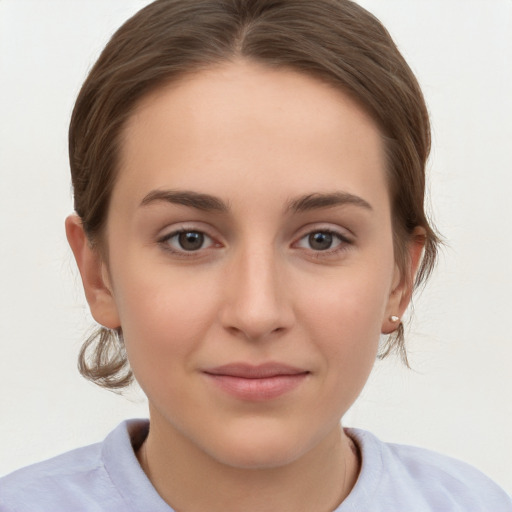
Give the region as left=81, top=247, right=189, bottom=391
left=70, top=0, right=440, bottom=389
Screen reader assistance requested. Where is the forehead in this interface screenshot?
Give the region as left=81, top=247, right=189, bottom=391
left=115, top=59, right=388, bottom=213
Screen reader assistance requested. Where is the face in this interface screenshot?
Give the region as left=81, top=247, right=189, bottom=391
left=71, top=60, right=416, bottom=469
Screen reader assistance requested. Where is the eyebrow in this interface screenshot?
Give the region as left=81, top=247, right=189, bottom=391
left=286, top=192, right=373, bottom=213
left=140, top=189, right=229, bottom=212
left=140, top=189, right=372, bottom=213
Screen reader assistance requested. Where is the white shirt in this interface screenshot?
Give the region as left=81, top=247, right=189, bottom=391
left=1, top=419, right=510, bottom=511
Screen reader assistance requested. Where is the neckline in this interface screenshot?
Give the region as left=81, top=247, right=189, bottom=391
left=102, top=420, right=384, bottom=512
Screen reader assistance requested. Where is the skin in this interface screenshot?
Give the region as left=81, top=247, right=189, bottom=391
left=66, top=60, right=424, bottom=512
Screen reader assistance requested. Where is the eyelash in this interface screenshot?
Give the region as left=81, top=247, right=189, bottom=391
left=158, top=228, right=218, bottom=257
left=294, top=229, right=352, bottom=257
left=157, top=227, right=353, bottom=258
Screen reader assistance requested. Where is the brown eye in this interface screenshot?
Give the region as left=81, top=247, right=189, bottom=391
left=161, top=230, right=215, bottom=253
left=308, top=232, right=334, bottom=251
left=178, top=231, right=204, bottom=251
left=295, top=229, right=350, bottom=254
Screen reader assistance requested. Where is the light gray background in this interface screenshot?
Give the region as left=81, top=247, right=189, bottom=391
left=1, top=0, right=511, bottom=493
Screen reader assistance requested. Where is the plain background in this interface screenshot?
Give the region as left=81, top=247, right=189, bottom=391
left=1, top=0, right=511, bottom=493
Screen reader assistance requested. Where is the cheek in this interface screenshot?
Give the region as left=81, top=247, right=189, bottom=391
left=109, top=258, right=221, bottom=380
left=303, top=284, right=384, bottom=364
left=306, top=306, right=378, bottom=422
left=297, top=259, right=393, bottom=340
left=294, top=260, right=393, bottom=386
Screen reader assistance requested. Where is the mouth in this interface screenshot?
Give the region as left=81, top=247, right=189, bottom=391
left=202, top=363, right=310, bottom=401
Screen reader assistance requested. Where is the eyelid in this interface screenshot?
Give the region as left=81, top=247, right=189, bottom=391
left=154, top=222, right=354, bottom=259
left=292, top=223, right=354, bottom=243
left=157, top=221, right=218, bottom=242
left=291, top=225, right=355, bottom=257
left=294, top=230, right=342, bottom=247
left=157, top=224, right=222, bottom=256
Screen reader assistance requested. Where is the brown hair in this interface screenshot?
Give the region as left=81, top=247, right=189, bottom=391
left=70, top=0, right=439, bottom=389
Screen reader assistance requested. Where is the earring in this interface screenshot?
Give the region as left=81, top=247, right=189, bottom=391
left=390, top=315, right=400, bottom=323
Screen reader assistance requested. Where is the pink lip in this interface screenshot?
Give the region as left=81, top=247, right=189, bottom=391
left=202, top=363, right=310, bottom=401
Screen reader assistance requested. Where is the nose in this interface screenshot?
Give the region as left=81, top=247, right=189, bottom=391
left=220, top=244, right=295, bottom=342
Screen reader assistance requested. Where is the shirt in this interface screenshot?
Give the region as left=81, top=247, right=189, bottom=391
left=1, top=419, right=511, bottom=511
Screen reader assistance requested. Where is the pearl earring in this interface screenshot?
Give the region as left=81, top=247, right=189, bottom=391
left=390, top=315, right=400, bottom=323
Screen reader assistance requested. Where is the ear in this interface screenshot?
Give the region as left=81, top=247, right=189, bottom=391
left=65, top=214, right=120, bottom=329
left=382, top=227, right=426, bottom=334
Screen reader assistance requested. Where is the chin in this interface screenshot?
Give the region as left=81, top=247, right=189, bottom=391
left=214, top=444, right=303, bottom=470
left=202, top=422, right=321, bottom=470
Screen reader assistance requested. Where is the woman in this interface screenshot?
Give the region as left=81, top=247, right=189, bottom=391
left=1, top=0, right=511, bottom=510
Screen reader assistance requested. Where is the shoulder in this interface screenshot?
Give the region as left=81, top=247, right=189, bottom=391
left=0, top=419, right=150, bottom=512
left=344, top=428, right=512, bottom=512
left=0, top=442, right=111, bottom=510
left=384, top=440, right=512, bottom=510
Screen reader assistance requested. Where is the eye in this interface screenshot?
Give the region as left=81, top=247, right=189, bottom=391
left=161, top=230, right=215, bottom=252
left=295, top=230, right=349, bottom=252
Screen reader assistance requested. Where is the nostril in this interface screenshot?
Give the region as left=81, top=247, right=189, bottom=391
left=219, top=261, right=295, bottom=340
left=224, top=322, right=288, bottom=342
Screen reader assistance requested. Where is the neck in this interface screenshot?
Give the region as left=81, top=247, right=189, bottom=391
left=137, top=413, right=360, bottom=512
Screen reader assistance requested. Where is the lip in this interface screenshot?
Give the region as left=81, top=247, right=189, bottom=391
left=202, top=363, right=310, bottom=401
